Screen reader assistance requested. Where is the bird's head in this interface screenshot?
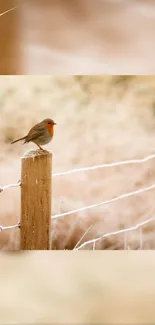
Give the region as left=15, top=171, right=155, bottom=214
left=43, top=118, right=57, bottom=135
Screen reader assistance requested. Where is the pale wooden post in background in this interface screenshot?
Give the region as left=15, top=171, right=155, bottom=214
left=0, top=0, right=21, bottom=74
left=20, top=150, right=52, bottom=250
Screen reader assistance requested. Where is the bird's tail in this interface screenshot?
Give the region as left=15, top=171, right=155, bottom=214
left=11, top=136, right=27, bottom=144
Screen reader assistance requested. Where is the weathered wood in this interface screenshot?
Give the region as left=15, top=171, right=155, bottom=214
left=21, top=150, right=52, bottom=250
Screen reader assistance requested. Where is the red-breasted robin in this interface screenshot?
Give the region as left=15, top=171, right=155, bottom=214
left=11, top=118, right=57, bottom=150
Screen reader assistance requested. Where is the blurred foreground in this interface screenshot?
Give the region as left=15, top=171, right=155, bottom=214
left=0, top=252, right=155, bottom=324
left=1, top=75, right=155, bottom=250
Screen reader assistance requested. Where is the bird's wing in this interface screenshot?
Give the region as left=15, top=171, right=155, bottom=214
left=26, top=122, right=45, bottom=142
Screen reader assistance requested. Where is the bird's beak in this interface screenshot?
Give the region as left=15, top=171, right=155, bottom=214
left=54, top=122, right=57, bottom=125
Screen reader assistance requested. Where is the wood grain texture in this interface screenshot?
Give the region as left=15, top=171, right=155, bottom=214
left=21, top=150, right=52, bottom=250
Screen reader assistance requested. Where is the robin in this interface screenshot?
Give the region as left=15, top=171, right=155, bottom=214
left=11, top=118, right=57, bottom=151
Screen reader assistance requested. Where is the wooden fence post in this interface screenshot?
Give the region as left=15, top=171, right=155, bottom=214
left=20, top=150, right=52, bottom=250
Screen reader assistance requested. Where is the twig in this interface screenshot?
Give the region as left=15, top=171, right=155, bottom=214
left=0, top=3, right=24, bottom=17
left=74, top=225, right=93, bottom=249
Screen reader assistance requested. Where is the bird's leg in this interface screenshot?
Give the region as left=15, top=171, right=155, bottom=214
left=37, top=144, right=44, bottom=150
left=36, top=144, right=48, bottom=153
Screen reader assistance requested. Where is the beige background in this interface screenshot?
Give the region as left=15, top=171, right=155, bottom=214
left=1, top=0, right=155, bottom=73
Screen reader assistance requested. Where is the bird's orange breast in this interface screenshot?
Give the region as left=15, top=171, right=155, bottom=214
left=46, top=124, right=54, bottom=136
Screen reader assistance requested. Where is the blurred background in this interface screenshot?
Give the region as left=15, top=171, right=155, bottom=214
left=1, top=75, right=155, bottom=250
left=1, top=0, right=155, bottom=74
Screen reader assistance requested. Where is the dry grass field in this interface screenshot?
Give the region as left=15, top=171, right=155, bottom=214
left=1, top=75, right=155, bottom=250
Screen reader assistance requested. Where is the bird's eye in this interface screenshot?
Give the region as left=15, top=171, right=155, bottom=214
left=48, top=122, right=51, bottom=125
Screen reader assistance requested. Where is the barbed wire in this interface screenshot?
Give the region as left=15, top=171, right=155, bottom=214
left=52, top=183, right=155, bottom=219
left=52, top=153, right=155, bottom=177
left=74, top=217, right=155, bottom=250
left=0, top=223, right=20, bottom=232
left=0, top=180, right=21, bottom=193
